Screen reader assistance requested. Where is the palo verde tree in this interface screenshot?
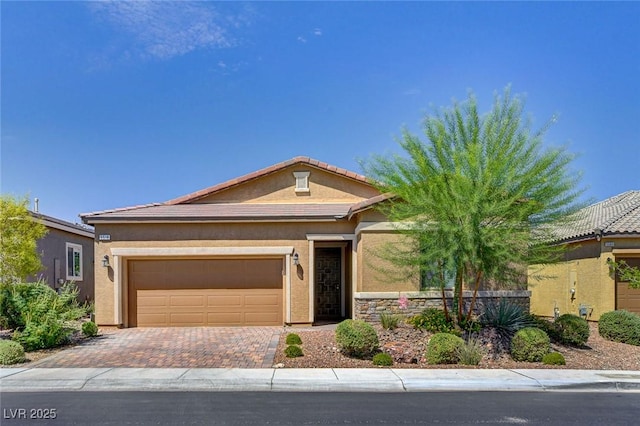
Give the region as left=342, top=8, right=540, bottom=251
left=0, top=196, right=47, bottom=284
left=364, top=87, right=584, bottom=324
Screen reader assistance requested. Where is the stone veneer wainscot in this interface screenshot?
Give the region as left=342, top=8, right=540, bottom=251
left=354, top=290, right=531, bottom=323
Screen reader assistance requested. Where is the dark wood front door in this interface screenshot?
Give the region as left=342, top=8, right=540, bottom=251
left=315, top=247, right=342, bottom=321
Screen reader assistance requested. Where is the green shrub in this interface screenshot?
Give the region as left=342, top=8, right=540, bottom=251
left=0, top=340, right=26, bottom=365
left=0, top=282, right=86, bottom=330
left=372, top=352, right=393, bottom=366
left=598, top=310, right=640, bottom=346
left=456, top=337, right=485, bottom=366
left=529, top=315, right=560, bottom=341
left=482, top=299, right=534, bottom=340
left=555, top=314, right=589, bottom=346
left=542, top=352, right=566, bottom=365
left=12, top=311, right=70, bottom=351
left=335, top=319, right=379, bottom=358
left=409, top=308, right=454, bottom=333
left=510, top=327, right=550, bottom=362
left=284, top=344, right=303, bottom=358
left=1, top=282, right=86, bottom=351
left=426, top=333, right=465, bottom=364
left=380, top=313, right=400, bottom=330
left=285, top=333, right=302, bottom=345
left=82, top=321, right=99, bottom=337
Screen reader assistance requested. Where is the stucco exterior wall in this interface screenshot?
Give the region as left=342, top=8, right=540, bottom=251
left=33, top=228, right=95, bottom=302
left=194, top=167, right=379, bottom=204
left=357, top=230, right=419, bottom=293
left=94, top=221, right=358, bottom=326
left=529, top=237, right=640, bottom=321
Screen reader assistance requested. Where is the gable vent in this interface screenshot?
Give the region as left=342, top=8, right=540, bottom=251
left=293, top=171, right=310, bottom=192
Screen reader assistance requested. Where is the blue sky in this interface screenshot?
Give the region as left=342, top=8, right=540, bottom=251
left=2, top=1, right=639, bottom=224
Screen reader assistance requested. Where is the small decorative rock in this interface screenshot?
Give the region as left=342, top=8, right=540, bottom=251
left=272, top=363, right=285, bottom=368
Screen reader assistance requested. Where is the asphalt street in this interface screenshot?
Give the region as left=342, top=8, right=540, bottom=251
left=2, top=391, right=639, bottom=425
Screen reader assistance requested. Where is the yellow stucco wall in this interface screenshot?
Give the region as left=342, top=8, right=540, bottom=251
left=529, top=237, right=640, bottom=320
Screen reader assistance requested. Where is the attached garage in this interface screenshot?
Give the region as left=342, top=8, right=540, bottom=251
left=127, top=258, right=284, bottom=327
left=616, top=257, right=640, bottom=315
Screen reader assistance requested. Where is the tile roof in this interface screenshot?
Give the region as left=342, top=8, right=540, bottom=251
left=30, top=212, right=95, bottom=238
left=348, top=193, right=395, bottom=219
left=166, top=156, right=371, bottom=205
left=552, top=190, right=640, bottom=242
left=83, top=203, right=354, bottom=222
left=80, top=157, right=377, bottom=223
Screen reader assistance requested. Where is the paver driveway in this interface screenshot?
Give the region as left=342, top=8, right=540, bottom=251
left=32, top=327, right=283, bottom=368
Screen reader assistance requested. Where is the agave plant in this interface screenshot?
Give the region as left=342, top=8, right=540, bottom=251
left=481, top=298, right=534, bottom=341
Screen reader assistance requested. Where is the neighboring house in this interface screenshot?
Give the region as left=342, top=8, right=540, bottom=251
left=529, top=190, right=640, bottom=320
left=81, top=157, right=529, bottom=328
left=30, top=211, right=95, bottom=302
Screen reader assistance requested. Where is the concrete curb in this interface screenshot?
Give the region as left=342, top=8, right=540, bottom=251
left=1, top=368, right=639, bottom=393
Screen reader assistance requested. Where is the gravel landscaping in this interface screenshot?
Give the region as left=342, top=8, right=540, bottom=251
left=274, top=322, right=640, bottom=370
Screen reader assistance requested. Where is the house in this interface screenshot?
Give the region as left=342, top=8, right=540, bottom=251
left=81, top=157, right=530, bottom=328
left=30, top=209, right=95, bottom=302
left=529, top=190, right=640, bottom=320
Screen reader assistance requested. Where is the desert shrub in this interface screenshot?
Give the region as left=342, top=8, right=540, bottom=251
left=481, top=299, right=534, bottom=341
left=1, top=282, right=86, bottom=330
left=380, top=313, right=400, bottom=330
left=12, top=311, right=70, bottom=351
left=284, top=345, right=303, bottom=358
left=285, top=333, right=302, bottom=345
left=542, top=352, right=566, bottom=365
left=0, top=340, right=26, bottom=365
left=528, top=315, right=560, bottom=342
left=1, top=282, right=85, bottom=351
left=426, top=333, right=465, bottom=364
left=409, top=308, right=454, bottom=333
left=372, top=352, right=393, bottom=366
left=335, top=319, right=379, bottom=358
left=555, top=314, right=589, bottom=346
left=598, top=310, right=640, bottom=346
left=510, top=327, right=550, bottom=362
left=82, top=321, right=98, bottom=337
left=456, top=337, right=485, bottom=366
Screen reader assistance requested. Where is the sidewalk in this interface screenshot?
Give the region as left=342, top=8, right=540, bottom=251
left=1, top=368, right=639, bottom=392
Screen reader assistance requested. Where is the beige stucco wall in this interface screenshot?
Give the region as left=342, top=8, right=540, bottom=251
left=357, top=230, right=419, bottom=293
left=94, top=221, right=359, bottom=326
left=194, top=166, right=379, bottom=204
left=529, top=237, right=640, bottom=321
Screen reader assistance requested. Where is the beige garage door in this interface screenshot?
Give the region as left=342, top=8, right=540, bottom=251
left=128, top=259, right=283, bottom=327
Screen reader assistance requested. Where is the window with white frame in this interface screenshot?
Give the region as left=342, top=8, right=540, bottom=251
left=293, top=171, right=310, bottom=192
left=66, top=243, right=83, bottom=281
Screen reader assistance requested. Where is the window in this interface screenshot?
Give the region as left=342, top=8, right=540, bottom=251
left=66, top=243, right=83, bottom=281
left=293, top=171, right=310, bottom=192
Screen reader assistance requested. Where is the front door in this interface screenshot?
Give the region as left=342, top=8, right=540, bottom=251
left=314, top=247, right=342, bottom=321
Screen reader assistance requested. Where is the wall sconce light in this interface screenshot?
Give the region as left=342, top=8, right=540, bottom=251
left=102, top=255, right=110, bottom=268
left=293, top=253, right=299, bottom=266
left=570, top=287, right=576, bottom=295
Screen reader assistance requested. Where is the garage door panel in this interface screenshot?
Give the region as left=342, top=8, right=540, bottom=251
left=169, top=312, right=206, bottom=325
left=245, top=294, right=279, bottom=307
left=138, top=313, right=169, bottom=326
left=207, top=295, right=243, bottom=307
left=169, top=295, right=206, bottom=307
left=138, top=295, right=169, bottom=307
left=207, top=312, right=243, bottom=324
